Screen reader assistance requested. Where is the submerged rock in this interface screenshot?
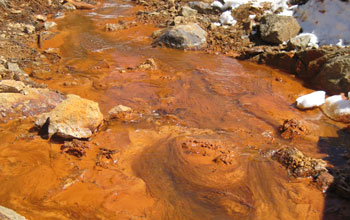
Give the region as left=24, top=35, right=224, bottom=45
left=61, top=139, right=89, bottom=158
left=108, top=105, right=141, bottom=122
left=136, top=58, right=158, bottom=70
left=153, top=23, right=207, bottom=50
left=35, top=94, right=103, bottom=139
left=260, top=14, right=301, bottom=44
left=321, top=95, right=350, bottom=123
left=296, top=91, right=326, bottom=109
left=272, top=146, right=327, bottom=178
left=280, top=119, right=309, bottom=140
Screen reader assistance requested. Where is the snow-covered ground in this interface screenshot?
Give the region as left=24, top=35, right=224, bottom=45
left=294, top=0, right=350, bottom=46
left=212, top=0, right=350, bottom=46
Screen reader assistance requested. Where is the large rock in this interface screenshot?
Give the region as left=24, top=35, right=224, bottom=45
left=260, top=14, right=301, bottom=44
left=314, top=55, right=350, bottom=94
left=272, top=146, right=327, bottom=178
left=0, top=80, right=25, bottom=93
left=0, top=86, right=64, bottom=123
left=153, top=23, right=207, bottom=50
left=35, top=94, right=103, bottom=139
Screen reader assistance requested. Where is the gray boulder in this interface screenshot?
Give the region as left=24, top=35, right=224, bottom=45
left=287, top=34, right=311, bottom=50
left=314, top=55, right=350, bottom=94
left=181, top=6, right=197, bottom=17
left=260, top=14, right=301, bottom=44
left=188, top=1, right=212, bottom=14
left=153, top=23, right=207, bottom=50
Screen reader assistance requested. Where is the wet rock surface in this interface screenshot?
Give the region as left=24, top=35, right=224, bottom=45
left=280, top=119, right=309, bottom=140
left=272, top=146, right=328, bottom=178
left=0, top=85, right=64, bottom=123
left=61, top=139, right=89, bottom=158
left=95, top=148, right=118, bottom=168
left=181, top=138, right=235, bottom=165
left=35, top=94, right=103, bottom=139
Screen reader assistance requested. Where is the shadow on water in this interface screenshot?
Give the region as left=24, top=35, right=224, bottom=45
left=318, top=128, right=350, bottom=219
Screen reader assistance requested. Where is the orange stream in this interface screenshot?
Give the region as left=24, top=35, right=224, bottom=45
left=0, top=0, right=349, bottom=219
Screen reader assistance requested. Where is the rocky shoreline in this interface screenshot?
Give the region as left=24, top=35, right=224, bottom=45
left=133, top=0, right=350, bottom=95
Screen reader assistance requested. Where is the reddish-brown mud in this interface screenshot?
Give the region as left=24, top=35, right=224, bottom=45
left=0, top=0, right=349, bottom=219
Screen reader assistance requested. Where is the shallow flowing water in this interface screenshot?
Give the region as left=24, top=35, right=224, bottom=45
left=0, top=0, right=349, bottom=219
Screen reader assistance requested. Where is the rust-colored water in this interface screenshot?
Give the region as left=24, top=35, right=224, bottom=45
left=0, top=0, right=349, bottom=219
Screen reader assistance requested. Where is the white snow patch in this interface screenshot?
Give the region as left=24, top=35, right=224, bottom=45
left=296, top=91, right=325, bottom=110
left=321, top=95, right=350, bottom=123
left=249, top=14, right=256, bottom=20
left=336, top=39, right=345, bottom=48
left=294, top=33, right=319, bottom=48
left=220, top=11, right=237, bottom=25
left=294, top=0, right=350, bottom=45
left=211, top=1, right=224, bottom=9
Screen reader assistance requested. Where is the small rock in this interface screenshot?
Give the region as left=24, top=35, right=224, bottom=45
left=61, top=139, right=89, bottom=158
left=35, top=14, right=47, bottom=22
left=6, top=62, right=22, bottom=72
left=296, top=91, right=326, bottom=109
left=288, top=34, right=311, bottom=50
left=136, top=58, right=157, bottom=70
left=260, top=14, right=301, bottom=44
left=153, top=23, right=207, bottom=50
left=44, top=48, right=60, bottom=54
left=96, top=148, right=118, bottom=168
left=280, top=119, right=309, bottom=140
left=173, top=16, right=185, bottom=25
left=0, top=80, right=25, bottom=93
left=35, top=94, right=104, bottom=139
left=63, top=2, right=76, bottom=10
left=44, top=21, right=57, bottom=30
left=188, top=1, right=212, bottom=14
left=321, top=95, right=350, bottom=123
left=104, top=23, right=119, bottom=31
left=181, top=6, right=198, bottom=17
left=24, top=24, right=35, bottom=34
left=108, top=105, right=141, bottom=122
left=108, top=105, right=132, bottom=116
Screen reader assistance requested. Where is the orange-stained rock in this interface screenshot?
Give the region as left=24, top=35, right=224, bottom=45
left=0, top=86, right=64, bottom=123
left=35, top=94, right=103, bottom=139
